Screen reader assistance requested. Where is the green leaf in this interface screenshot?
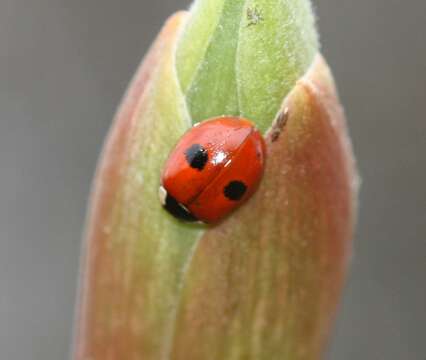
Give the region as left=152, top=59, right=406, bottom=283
left=176, top=0, right=318, bottom=131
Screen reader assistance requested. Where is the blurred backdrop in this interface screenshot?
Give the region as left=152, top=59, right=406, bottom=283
left=1, top=0, right=425, bottom=359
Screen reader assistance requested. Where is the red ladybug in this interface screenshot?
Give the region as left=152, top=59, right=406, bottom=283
left=159, top=116, right=266, bottom=224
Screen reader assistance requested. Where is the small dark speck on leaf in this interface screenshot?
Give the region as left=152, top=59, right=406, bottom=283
left=270, top=108, right=289, bottom=142
left=247, top=6, right=264, bottom=27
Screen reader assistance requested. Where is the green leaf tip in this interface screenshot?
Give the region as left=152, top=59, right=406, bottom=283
left=176, top=0, right=319, bottom=132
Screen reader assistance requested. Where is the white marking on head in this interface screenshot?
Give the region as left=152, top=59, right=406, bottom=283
left=158, top=185, right=167, bottom=205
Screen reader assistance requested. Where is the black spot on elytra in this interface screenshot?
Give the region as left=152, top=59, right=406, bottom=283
left=163, top=193, right=198, bottom=222
left=223, top=181, right=247, bottom=201
left=185, top=144, right=208, bottom=170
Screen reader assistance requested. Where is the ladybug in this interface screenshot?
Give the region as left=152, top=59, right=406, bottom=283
left=159, top=116, right=266, bottom=224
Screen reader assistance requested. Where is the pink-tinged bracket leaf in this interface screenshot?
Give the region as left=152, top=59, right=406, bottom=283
left=169, top=55, right=358, bottom=359
left=75, top=13, right=203, bottom=360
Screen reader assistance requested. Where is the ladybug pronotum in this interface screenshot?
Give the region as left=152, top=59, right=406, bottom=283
left=159, top=116, right=266, bottom=224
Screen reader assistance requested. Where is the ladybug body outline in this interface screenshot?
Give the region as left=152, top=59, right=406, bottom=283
left=160, top=116, right=266, bottom=224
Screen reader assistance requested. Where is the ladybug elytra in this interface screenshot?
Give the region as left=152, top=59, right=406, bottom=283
left=159, top=116, right=266, bottom=224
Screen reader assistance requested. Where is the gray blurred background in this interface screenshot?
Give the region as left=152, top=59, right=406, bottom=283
left=0, top=0, right=425, bottom=359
